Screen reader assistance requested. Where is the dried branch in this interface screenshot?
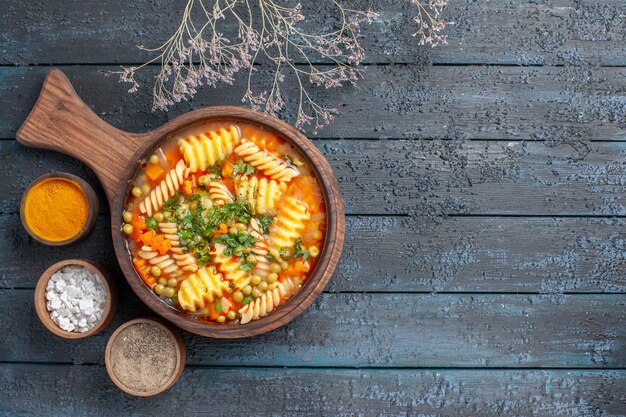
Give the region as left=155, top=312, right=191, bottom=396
left=115, top=0, right=377, bottom=133
left=410, top=0, right=453, bottom=47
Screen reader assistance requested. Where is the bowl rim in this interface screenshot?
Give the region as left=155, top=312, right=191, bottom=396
left=34, top=258, right=117, bottom=339
left=111, top=106, right=345, bottom=339
left=105, top=317, right=186, bottom=397
left=20, top=172, right=99, bottom=246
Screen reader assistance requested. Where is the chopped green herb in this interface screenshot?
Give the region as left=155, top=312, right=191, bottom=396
left=241, top=296, right=253, bottom=306
left=163, top=196, right=179, bottom=210
left=190, top=194, right=202, bottom=201
left=215, top=298, right=223, bottom=312
left=208, top=165, right=222, bottom=179
left=293, top=238, right=310, bottom=261
left=279, top=247, right=290, bottom=260
left=233, top=159, right=256, bottom=177
left=265, top=254, right=275, bottom=262
left=256, top=215, right=275, bottom=235
left=239, top=262, right=255, bottom=272
left=146, top=217, right=158, bottom=229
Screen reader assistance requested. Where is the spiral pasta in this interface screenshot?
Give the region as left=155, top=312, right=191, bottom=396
left=212, top=243, right=250, bottom=290
left=236, top=176, right=287, bottom=215
left=234, top=139, right=299, bottom=182
left=209, top=181, right=234, bottom=206
left=178, top=266, right=228, bottom=313
left=178, top=125, right=241, bottom=173
left=158, top=222, right=198, bottom=273
left=137, top=246, right=183, bottom=278
left=268, top=196, right=310, bottom=259
left=139, top=159, right=189, bottom=217
left=248, top=218, right=270, bottom=279
left=238, top=278, right=296, bottom=324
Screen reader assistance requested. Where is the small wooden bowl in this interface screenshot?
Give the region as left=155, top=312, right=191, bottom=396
left=34, top=259, right=117, bottom=339
left=105, top=318, right=186, bottom=397
left=20, top=172, right=99, bottom=246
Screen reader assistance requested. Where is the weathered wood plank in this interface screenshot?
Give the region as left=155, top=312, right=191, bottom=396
left=2, top=365, right=625, bottom=416
left=1, top=0, right=625, bottom=66
left=2, top=214, right=624, bottom=293
left=2, top=290, right=624, bottom=367
left=1, top=65, right=624, bottom=141
left=2, top=140, right=626, bottom=217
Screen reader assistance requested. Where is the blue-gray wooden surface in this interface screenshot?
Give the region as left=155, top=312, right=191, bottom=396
left=1, top=1, right=625, bottom=416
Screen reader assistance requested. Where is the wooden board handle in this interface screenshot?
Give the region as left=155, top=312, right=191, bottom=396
left=16, top=69, right=145, bottom=203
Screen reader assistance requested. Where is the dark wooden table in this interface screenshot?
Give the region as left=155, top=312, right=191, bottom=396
left=1, top=1, right=625, bottom=415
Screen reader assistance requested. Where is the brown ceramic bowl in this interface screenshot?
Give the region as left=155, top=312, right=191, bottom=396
left=105, top=318, right=186, bottom=397
left=34, top=259, right=117, bottom=339
left=17, top=69, right=345, bottom=339
left=20, top=172, right=99, bottom=246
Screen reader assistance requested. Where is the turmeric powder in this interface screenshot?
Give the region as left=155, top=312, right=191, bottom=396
left=23, top=177, right=88, bottom=242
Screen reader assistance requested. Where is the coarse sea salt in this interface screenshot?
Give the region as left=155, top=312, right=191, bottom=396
left=45, top=265, right=106, bottom=333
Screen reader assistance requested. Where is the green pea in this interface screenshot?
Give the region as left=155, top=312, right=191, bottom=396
left=167, top=278, right=178, bottom=288
left=268, top=283, right=277, bottom=291
left=122, top=224, right=134, bottom=235
left=258, top=281, right=268, bottom=291
left=141, top=184, right=151, bottom=194
left=153, top=212, right=164, bottom=222
left=131, top=186, right=142, bottom=197
left=163, top=287, right=176, bottom=298
left=309, top=246, right=320, bottom=257
left=216, top=315, right=226, bottom=323
left=242, top=286, right=252, bottom=296
left=251, top=288, right=260, bottom=298
left=150, top=266, right=161, bottom=277
left=250, top=275, right=261, bottom=286
left=267, top=273, right=278, bottom=283
left=149, top=155, right=159, bottom=164
left=198, top=175, right=210, bottom=186
left=233, top=291, right=244, bottom=303
left=154, top=284, right=164, bottom=295
left=158, top=278, right=167, bottom=286
left=122, top=211, right=133, bottom=223
left=270, top=263, right=281, bottom=273
left=226, top=311, right=237, bottom=320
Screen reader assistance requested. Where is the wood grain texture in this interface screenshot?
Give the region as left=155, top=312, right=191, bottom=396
left=2, top=214, right=624, bottom=294
left=1, top=65, right=624, bottom=141
left=1, top=0, right=624, bottom=66
left=2, top=365, right=625, bottom=417
left=3, top=138, right=626, bottom=217
left=2, top=289, right=624, bottom=368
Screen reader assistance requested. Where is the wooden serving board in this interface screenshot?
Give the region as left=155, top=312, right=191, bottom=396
left=15, top=69, right=345, bottom=338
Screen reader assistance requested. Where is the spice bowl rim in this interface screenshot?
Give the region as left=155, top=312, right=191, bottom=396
left=34, top=258, right=117, bottom=340
left=105, top=317, right=186, bottom=397
left=20, top=172, right=99, bottom=246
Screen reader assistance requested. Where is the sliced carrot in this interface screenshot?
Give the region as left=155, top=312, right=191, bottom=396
left=221, top=163, right=234, bottom=178
left=145, top=164, right=165, bottom=181
left=158, top=239, right=172, bottom=255
left=182, top=180, right=193, bottom=196
left=208, top=302, right=219, bottom=321
left=133, top=258, right=155, bottom=288
left=219, top=223, right=229, bottom=234
left=151, top=234, right=164, bottom=249
left=136, top=230, right=156, bottom=246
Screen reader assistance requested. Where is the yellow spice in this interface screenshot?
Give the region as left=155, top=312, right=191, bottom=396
left=24, top=178, right=88, bottom=241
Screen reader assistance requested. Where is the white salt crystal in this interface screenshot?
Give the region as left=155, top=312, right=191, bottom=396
left=45, top=265, right=107, bottom=333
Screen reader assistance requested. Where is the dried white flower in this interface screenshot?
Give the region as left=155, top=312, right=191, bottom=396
left=113, top=0, right=379, bottom=133
left=410, top=0, right=454, bottom=47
